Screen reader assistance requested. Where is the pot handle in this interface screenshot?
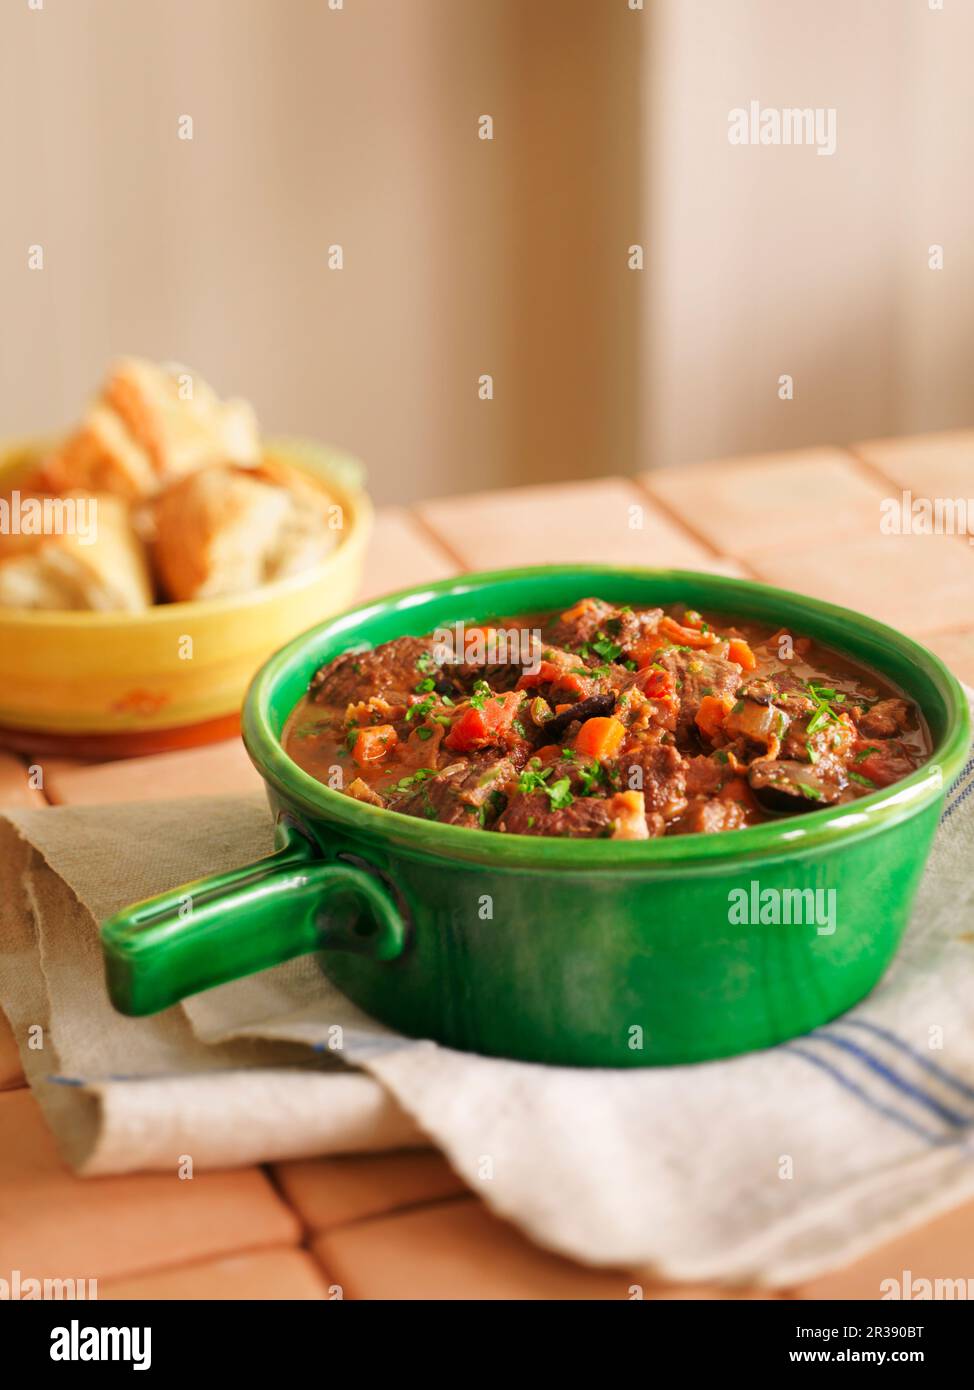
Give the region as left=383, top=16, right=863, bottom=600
left=100, top=822, right=406, bottom=1017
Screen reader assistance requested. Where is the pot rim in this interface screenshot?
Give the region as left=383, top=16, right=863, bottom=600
left=242, top=564, right=971, bottom=870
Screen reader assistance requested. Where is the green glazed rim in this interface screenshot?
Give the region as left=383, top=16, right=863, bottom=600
left=242, top=566, right=971, bottom=871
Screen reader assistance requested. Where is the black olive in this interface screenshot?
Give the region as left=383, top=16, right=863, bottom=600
left=537, top=692, right=616, bottom=744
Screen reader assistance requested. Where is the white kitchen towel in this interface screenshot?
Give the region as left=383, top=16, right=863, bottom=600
left=2, top=696, right=972, bottom=1288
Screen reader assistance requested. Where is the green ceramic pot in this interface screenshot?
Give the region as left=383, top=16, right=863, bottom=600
left=100, top=567, right=970, bottom=1067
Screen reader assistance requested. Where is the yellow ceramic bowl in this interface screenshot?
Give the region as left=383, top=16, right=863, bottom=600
left=0, top=438, right=371, bottom=754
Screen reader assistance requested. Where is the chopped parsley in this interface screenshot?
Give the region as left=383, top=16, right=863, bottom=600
left=853, top=746, right=879, bottom=764
left=388, top=768, right=437, bottom=795
left=547, top=777, right=574, bottom=811
left=406, top=695, right=436, bottom=722
left=414, top=677, right=436, bottom=693
left=470, top=680, right=491, bottom=710
left=592, top=633, right=623, bottom=663
left=415, top=651, right=435, bottom=674
left=848, top=771, right=876, bottom=789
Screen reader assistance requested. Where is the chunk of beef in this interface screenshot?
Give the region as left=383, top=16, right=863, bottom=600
left=857, top=698, right=912, bottom=739
left=676, top=797, right=748, bottom=835
left=748, top=758, right=846, bottom=812
left=497, top=787, right=647, bottom=839
left=684, top=753, right=725, bottom=798
left=311, top=637, right=438, bottom=708
left=619, top=741, right=687, bottom=822
left=394, top=754, right=519, bottom=828
left=781, top=712, right=854, bottom=765
left=544, top=598, right=662, bottom=655
left=656, top=647, right=741, bottom=735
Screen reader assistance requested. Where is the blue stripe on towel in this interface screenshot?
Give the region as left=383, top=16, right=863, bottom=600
left=839, top=1019, right=974, bottom=1104
left=941, top=753, right=974, bottom=822
left=785, top=1043, right=942, bottom=1144
left=808, top=1030, right=971, bottom=1129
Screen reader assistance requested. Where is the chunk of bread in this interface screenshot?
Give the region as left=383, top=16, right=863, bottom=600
left=39, top=358, right=260, bottom=501
left=0, top=493, right=153, bottom=612
left=151, top=461, right=338, bottom=602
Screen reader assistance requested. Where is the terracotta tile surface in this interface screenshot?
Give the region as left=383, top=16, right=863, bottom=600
left=922, top=628, right=974, bottom=688
left=748, top=531, right=974, bottom=637
left=0, top=1089, right=300, bottom=1282
left=852, top=429, right=974, bottom=499
left=418, top=477, right=719, bottom=572
left=4, top=438, right=974, bottom=1299
left=99, top=1248, right=333, bottom=1301
left=0, top=751, right=45, bottom=809
left=357, top=506, right=458, bottom=601
left=312, top=1197, right=634, bottom=1300
left=42, top=738, right=262, bottom=806
left=0, top=1011, right=25, bottom=1091
left=796, top=1196, right=974, bottom=1300
left=643, top=449, right=888, bottom=559
left=273, top=1150, right=468, bottom=1234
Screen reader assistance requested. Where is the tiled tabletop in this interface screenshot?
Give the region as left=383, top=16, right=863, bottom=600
left=3, top=432, right=974, bottom=1300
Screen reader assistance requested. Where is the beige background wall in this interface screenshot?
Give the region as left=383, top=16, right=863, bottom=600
left=643, top=0, right=974, bottom=471
left=1, top=0, right=970, bottom=504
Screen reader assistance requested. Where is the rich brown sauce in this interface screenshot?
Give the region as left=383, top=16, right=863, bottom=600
left=283, top=601, right=931, bottom=839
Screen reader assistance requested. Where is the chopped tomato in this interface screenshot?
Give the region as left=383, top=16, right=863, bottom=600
left=638, top=668, right=675, bottom=700
left=659, top=615, right=715, bottom=649
left=574, top=715, right=626, bottom=760
left=695, top=693, right=734, bottom=741
left=352, top=724, right=398, bottom=767
left=727, top=638, right=756, bottom=671
left=445, top=690, right=524, bottom=752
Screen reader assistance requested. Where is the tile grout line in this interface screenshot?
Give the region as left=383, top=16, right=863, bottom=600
left=846, top=445, right=974, bottom=561
left=408, top=505, right=472, bottom=573
left=629, top=473, right=762, bottom=579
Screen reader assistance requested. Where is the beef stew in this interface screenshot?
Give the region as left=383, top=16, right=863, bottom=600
left=282, top=598, right=932, bottom=840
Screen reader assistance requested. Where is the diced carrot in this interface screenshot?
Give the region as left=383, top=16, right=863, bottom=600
left=727, top=638, right=757, bottom=671
left=573, top=715, right=626, bottom=760
left=535, top=743, right=563, bottom=764
left=516, top=660, right=562, bottom=691
left=352, top=724, right=398, bottom=767
left=554, top=703, right=573, bottom=714
left=559, top=599, right=594, bottom=623
left=630, top=635, right=668, bottom=668
left=659, top=615, right=714, bottom=649
left=695, top=694, right=734, bottom=741
left=718, top=777, right=758, bottom=810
